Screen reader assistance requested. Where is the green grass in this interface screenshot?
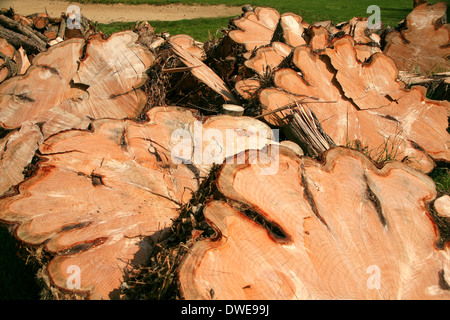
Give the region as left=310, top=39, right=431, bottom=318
left=97, top=17, right=232, bottom=41
left=90, top=0, right=447, bottom=41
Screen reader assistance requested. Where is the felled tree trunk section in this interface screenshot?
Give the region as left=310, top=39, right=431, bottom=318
left=228, top=7, right=280, bottom=59
left=168, top=38, right=238, bottom=105
left=179, top=147, right=450, bottom=300
left=0, top=106, right=276, bottom=299
left=384, top=2, right=450, bottom=75
left=259, top=36, right=450, bottom=172
left=244, top=42, right=291, bottom=77
left=0, top=122, right=43, bottom=196
left=0, top=31, right=155, bottom=138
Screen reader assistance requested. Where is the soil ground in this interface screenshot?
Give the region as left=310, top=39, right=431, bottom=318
left=0, top=0, right=242, bottom=23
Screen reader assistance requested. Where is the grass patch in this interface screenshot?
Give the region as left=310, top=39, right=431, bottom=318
left=91, top=0, right=447, bottom=42
left=97, top=17, right=232, bottom=41
left=80, top=0, right=446, bottom=26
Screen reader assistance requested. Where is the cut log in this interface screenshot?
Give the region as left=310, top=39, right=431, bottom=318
left=0, top=106, right=276, bottom=299
left=13, top=14, right=33, bottom=27
left=0, top=24, right=45, bottom=54
left=0, top=108, right=198, bottom=299
left=179, top=146, right=450, bottom=300
left=169, top=34, right=205, bottom=61
left=0, top=122, right=43, bottom=196
left=16, top=47, right=30, bottom=74
left=435, top=195, right=450, bottom=218
left=244, top=42, right=291, bottom=76
left=221, top=104, right=244, bottom=116
left=0, top=31, right=155, bottom=138
left=280, top=140, right=304, bottom=156
left=169, top=39, right=238, bottom=105
left=308, top=26, right=331, bottom=51
left=340, top=17, right=381, bottom=44
left=384, top=2, right=450, bottom=74
left=259, top=38, right=449, bottom=172
left=279, top=12, right=308, bottom=47
left=235, top=78, right=261, bottom=100
left=0, top=14, right=48, bottom=50
left=0, top=37, right=18, bottom=83
left=228, top=7, right=280, bottom=58
left=324, top=36, right=450, bottom=164
left=31, top=12, right=49, bottom=30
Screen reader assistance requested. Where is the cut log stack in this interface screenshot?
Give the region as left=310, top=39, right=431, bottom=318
left=0, top=1, right=449, bottom=300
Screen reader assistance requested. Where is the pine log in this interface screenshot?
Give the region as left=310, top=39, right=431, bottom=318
left=279, top=12, right=308, bottom=47
left=340, top=17, right=381, bottom=44
left=228, top=7, right=280, bottom=59
left=221, top=104, right=244, bottom=116
left=259, top=37, right=449, bottom=173
left=244, top=42, right=291, bottom=76
left=308, top=26, right=331, bottom=51
left=179, top=146, right=450, bottom=300
left=0, top=106, right=275, bottom=299
left=235, top=78, right=261, bottom=100
left=0, top=122, right=43, bottom=196
left=169, top=39, right=238, bottom=105
left=0, top=25, right=45, bottom=54
left=16, top=47, right=30, bottom=74
left=0, top=14, right=48, bottom=48
left=169, top=34, right=205, bottom=61
left=0, top=37, right=17, bottom=83
left=384, top=2, right=450, bottom=74
left=434, top=195, right=450, bottom=218
left=324, top=36, right=450, bottom=164
left=13, top=14, right=33, bottom=27
left=31, top=12, right=49, bottom=30
left=0, top=31, right=155, bottom=138
left=280, top=140, right=304, bottom=156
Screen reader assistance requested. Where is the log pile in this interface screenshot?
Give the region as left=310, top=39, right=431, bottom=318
left=0, top=2, right=448, bottom=300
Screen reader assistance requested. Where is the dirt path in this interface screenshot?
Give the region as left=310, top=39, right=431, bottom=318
left=1, top=0, right=243, bottom=23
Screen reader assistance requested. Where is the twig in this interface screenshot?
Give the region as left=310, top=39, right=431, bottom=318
left=254, top=99, right=337, bottom=119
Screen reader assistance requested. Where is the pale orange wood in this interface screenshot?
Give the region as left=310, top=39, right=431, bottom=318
left=228, top=7, right=280, bottom=58
left=17, top=47, right=30, bottom=74
left=384, top=2, right=450, bottom=74
left=0, top=31, right=155, bottom=138
left=0, top=107, right=201, bottom=299
left=169, top=39, right=238, bottom=104
left=308, top=26, right=330, bottom=51
left=13, top=14, right=33, bottom=27
left=0, top=37, right=17, bottom=83
left=235, top=78, right=261, bottom=100
left=324, top=36, right=450, bottom=164
left=244, top=42, right=291, bottom=76
left=354, top=43, right=382, bottom=62
left=0, top=106, right=276, bottom=299
left=259, top=44, right=440, bottom=173
left=0, top=122, right=43, bottom=196
left=169, top=34, right=206, bottom=61
left=280, top=12, right=307, bottom=47
left=31, top=12, right=49, bottom=29
left=434, top=195, right=450, bottom=218
left=340, top=17, right=381, bottom=44
left=179, top=146, right=450, bottom=300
